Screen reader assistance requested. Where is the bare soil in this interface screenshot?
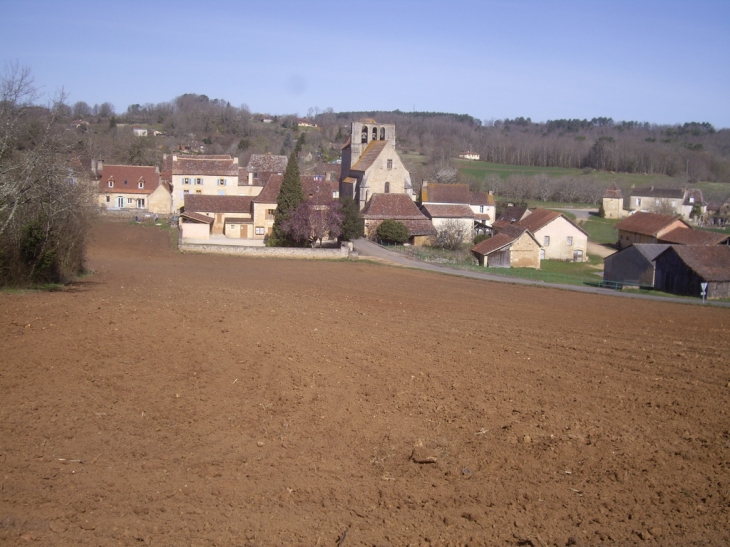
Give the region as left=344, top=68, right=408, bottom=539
left=1, top=220, right=729, bottom=546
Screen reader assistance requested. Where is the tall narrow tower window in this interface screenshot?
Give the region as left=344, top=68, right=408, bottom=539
left=361, top=126, right=368, bottom=143
left=380, top=127, right=385, bottom=140
left=372, top=127, right=378, bottom=141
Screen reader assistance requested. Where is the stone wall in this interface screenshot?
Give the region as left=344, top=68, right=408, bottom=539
left=179, top=242, right=352, bottom=260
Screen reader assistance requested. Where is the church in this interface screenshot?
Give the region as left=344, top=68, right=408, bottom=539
left=339, top=119, right=415, bottom=210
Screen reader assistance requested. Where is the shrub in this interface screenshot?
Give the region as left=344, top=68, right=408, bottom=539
left=432, top=219, right=470, bottom=250
left=376, top=219, right=409, bottom=244
left=473, top=233, right=490, bottom=245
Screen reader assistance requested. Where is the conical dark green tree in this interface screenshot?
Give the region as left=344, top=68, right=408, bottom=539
left=269, top=151, right=305, bottom=246
left=338, top=197, right=364, bottom=241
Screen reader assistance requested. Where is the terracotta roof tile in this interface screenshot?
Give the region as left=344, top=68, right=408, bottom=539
left=361, top=193, right=425, bottom=220
left=470, top=191, right=495, bottom=206
left=350, top=140, right=388, bottom=172
left=659, top=227, right=730, bottom=245
left=471, top=225, right=531, bottom=256
left=301, top=176, right=337, bottom=206
left=183, top=195, right=253, bottom=214
left=253, top=174, right=283, bottom=203
left=99, top=165, right=160, bottom=195
left=171, top=155, right=239, bottom=177
left=656, top=245, right=730, bottom=281
left=398, top=219, right=438, bottom=236
left=497, top=206, right=530, bottom=223
left=603, top=182, right=623, bottom=199
left=181, top=211, right=214, bottom=224
left=246, top=153, right=288, bottom=173
left=516, top=208, right=562, bottom=232
left=615, top=212, right=689, bottom=236
left=421, top=203, right=474, bottom=219
left=421, top=183, right=471, bottom=204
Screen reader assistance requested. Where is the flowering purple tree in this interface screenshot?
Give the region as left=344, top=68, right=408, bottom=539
left=283, top=200, right=344, bottom=247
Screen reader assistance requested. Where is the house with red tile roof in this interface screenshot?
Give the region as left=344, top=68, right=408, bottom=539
left=97, top=164, right=171, bottom=214
left=340, top=120, right=415, bottom=211
left=245, top=153, right=288, bottom=186
left=471, top=224, right=541, bottom=268
left=614, top=212, right=690, bottom=250
left=181, top=194, right=254, bottom=239
left=418, top=181, right=496, bottom=237
left=165, top=154, right=255, bottom=212
left=602, top=183, right=707, bottom=220
left=503, top=208, right=588, bottom=262
left=361, top=193, right=436, bottom=245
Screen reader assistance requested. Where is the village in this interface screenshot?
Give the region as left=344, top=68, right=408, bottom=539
left=95, top=118, right=730, bottom=301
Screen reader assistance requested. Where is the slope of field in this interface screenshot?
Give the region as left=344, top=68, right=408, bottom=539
left=1, top=220, right=729, bottom=546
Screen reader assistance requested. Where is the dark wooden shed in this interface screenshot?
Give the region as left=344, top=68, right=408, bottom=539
left=654, top=246, right=730, bottom=299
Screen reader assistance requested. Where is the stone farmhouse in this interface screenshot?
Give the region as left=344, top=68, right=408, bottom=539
left=614, top=212, right=691, bottom=250
left=361, top=193, right=436, bottom=245
left=492, top=208, right=588, bottom=262
left=96, top=163, right=172, bottom=215
left=179, top=174, right=338, bottom=243
left=340, top=119, right=415, bottom=211
left=163, top=154, right=257, bottom=212
left=471, top=224, right=541, bottom=268
left=419, top=182, right=496, bottom=236
left=246, top=153, right=288, bottom=187
left=602, top=183, right=707, bottom=220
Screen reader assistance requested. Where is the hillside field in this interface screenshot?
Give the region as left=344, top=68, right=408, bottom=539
left=1, top=221, right=729, bottom=546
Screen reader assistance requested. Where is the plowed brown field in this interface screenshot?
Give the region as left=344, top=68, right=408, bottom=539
left=1, top=220, right=729, bottom=546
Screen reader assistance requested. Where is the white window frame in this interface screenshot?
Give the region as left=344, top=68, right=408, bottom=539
left=636, top=198, right=641, bottom=206
left=108, top=181, right=113, bottom=188
left=195, top=178, right=203, bottom=185
left=127, top=198, right=133, bottom=204
left=217, top=178, right=226, bottom=186
left=255, top=227, right=265, bottom=235
left=567, top=236, right=573, bottom=246
left=543, top=235, right=550, bottom=246
left=136, top=198, right=145, bottom=208
left=479, top=205, right=484, bottom=213
left=183, top=177, right=190, bottom=185
left=540, top=249, right=545, bottom=260
left=138, top=182, right=144, bottom=189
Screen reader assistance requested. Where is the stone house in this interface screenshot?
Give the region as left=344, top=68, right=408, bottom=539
left=514, top=208, right=588, bottom=262
left=419, top=182, right=496, bottom=237
left=470, top=191, right=497, bottom=233
left=246, top=153, right=288, bottom=187
left=164, top=154, right=254, bottom=212
left=340, top=119, right=415, bottom=211
left=603, top=184, right=707, bottom=220
left=181, top=194, right=254, bottom=239
left=361, top=193, right=436, bottom=246
left=471, top=224, right=541, bottom=268
left=654, top=245, right=730, bottom=299
left=602, top=183, right=624, bottom=219
left=614, top=213, right=690, bottom=250
left=97, top=164, right=171, bottom=214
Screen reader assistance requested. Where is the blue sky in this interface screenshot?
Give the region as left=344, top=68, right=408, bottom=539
left=2, top=0, right=729, bottom=127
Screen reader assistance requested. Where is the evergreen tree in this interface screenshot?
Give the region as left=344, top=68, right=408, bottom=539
left=338, top=197, right=364, bottom=241
left=269, top=151, right=305, bottom=246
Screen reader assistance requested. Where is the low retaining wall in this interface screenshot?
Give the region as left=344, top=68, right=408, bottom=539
left=179, top=241, right=352, bottom=260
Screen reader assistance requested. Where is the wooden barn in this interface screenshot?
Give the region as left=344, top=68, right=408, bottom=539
left=654, top=245, right=730, bottom=299
left=603, top=244, right=670, bottom=287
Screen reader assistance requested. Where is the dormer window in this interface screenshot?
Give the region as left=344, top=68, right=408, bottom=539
left=108, top=181, right=113, bottom=188
left=138, top=182, right=144, bottom=189
left=689, top=197, right=695, bottom=203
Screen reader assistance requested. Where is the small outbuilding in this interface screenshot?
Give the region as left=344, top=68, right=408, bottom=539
left=653, top=245, right=730, bottom=299
left=603, top=244, right=669, bottom=287
left=471, top=225, right=541, bottom=268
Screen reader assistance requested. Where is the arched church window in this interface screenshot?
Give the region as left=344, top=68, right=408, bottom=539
left=361, top=126, right=368, bottom=143
left=373, top=127, right=378, bottom=140
left=380, top=127, right=385, bottom=140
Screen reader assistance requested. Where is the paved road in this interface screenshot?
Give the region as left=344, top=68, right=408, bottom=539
left=352, top=239, right=729, bottom=308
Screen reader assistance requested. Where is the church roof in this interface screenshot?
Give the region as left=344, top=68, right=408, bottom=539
left=350, top=140, right=388, bottom=172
